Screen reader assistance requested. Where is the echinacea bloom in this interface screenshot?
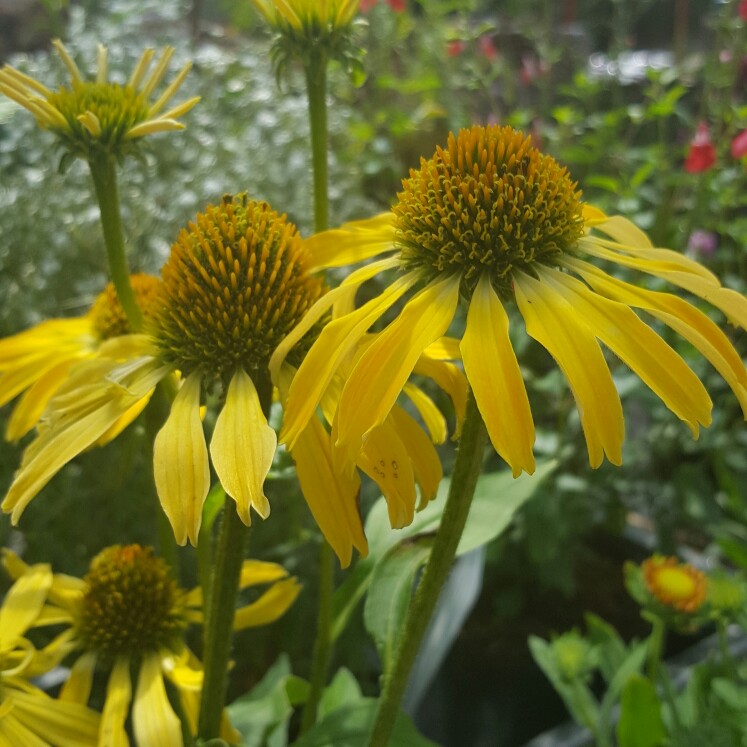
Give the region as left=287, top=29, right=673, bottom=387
left=0, top=560, right=100, bottom=746
left=1, top=195, right=459, bottom=565
left=0, top=274, right=160, bottom=441
left=3, top=545, right=300, bottom=747
left=276, top=125, right=747, bottom=477
left=642, top=555, right=708, bottom=613
left=0, top=41, right=199, bottom=162
left=684, top=122, right=717, bottom=173
left=731, top=129, right=747, bottom=159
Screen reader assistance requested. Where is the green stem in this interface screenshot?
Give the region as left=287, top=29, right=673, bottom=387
left=197, top=371, right=273, bottom=740
left=87, top=154, right=143, bottom=331
left=305, top=52, right=329, bottom=234
left=368, top=391, right=488, bottom=747
left=296, top=46, right=336, bottom=734
left=299, top=541, right=335, bottom=734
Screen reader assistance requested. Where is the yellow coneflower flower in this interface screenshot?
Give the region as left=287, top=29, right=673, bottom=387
left=274, top=125, right=747, bottom=475
left=1, top=195, right=459, bottom=565
left=642, top=555, right=708, bottom=614
left=0, top=274, right=160, bottom=441
left=0, top=40, right=199, bottom=161
left=0, top=559, right=100, bottom=746
left=252, top=0, right=359, bottom=38
left=3, top=545, right=300, bottom=747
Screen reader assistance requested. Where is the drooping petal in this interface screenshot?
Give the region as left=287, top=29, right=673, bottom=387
left=153, top=371, right=209, bottom=546
left=461, top=275, right=535, bottom=477
left=412, top=353, right=468, bottom=437
left=100, top=657, right=133, bottom=747
left=539, top=266, right=713, bottom=437
left=422, top=336, right=462, bottom=361
left=132, top=654, right=183, bottom=747
left=233, top=577, right=302, bottom=630
left=514, top=271, right=624, bottom=467
left=402, top=383, right=447, bottom=444
left=280, top=271, right=417, bottom=449
left=291, top=414, right=367, bottom=567
left=59, top=652, right=96, bottom=705
left=335, top=274, right=461, bottom=468
left=0, top=565, right=52, bottom=643
left=357, top=419, right=417, bottom=529
left=566, top=256, right=747, bottom=417
left=388, top=405, right=443, bottom=510
left=304, top=213, right=397, bottom=271
left=210, top=369, right=276, bottom=525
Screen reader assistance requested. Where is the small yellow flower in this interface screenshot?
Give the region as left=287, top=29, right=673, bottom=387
left=0, top=559, right=100, bottom=746
left=274, top=125, right=747, bottom=475
left=0, top=40, right=199, bottom=161
left=642, top=555, right=708, bottom=613
left=0, top=274, right=160, bottom=441
left=3, top=545, right=300, bottom=747
left=1, top=195, right=460, bottom=565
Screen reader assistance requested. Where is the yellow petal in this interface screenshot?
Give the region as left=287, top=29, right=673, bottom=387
left=210, top=369, right=276, bottom=525
left=132, top=654, right=183, bottom=747
left=335, top=274, right=461, bottom=468
left=291, top=414, right=366, bottom=567
left=304, top=213, right=396, bottom=271
left=539, top=266, right=712, bottom=437
left=357, top=420, right=417, bottom=529
left=412, top=354, right=468, bottom=439
left=100, top=657, right=132, bottom=747
left=402, top=383, right=447, bottom=444
left=566, top=257, right=747, bottom=418
left=153, top=372, right=209, bottom=546
left=514, top=271, right=624, bottom=467
left=590, top=214, right=653, bottom=248
left=280, top=271, right=416, bottom=449
left=461, top=275, right=535, bottom=477
left=60, top=652, right=96, bottom=705
left=0, top=565, right=52, bottom=643
left=233, top=577, right=302, bottom=630
left=52, top=39, right=83, bottom=81
left=95, top=389, right=154, bottom=447
left=388, top=405, right=443, bottom=510
left=422, top=336, right=462, bottom=360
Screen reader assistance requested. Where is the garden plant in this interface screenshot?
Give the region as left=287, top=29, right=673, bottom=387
left=0, top=0, right=745, bottom=745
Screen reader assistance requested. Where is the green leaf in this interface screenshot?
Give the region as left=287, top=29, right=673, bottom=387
left=598, top=641, right=649, bottom=736
left=584, top=613, right=630, bottom=684
left=617, top=674, right=666, bottom=747
left=318, top=668, right=364, bottom=720
left=227, top=654, right=308, bottom=747
left=331, top=462, right=555, bottom=643
left=292, top=700, right=438, bottom=747
left=364, top=538, right=432, bottom=671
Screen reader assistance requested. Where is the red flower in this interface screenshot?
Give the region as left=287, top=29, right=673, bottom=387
left=359, top=0, right=377, bottom=11
left=447, top=40, right=466, bottom=57
left=739, top=0, right=747, bottom=21
left=731, top=129, right=747, bottom=159
left=684, top=122, right=716, bottom=173
left=386, top=0, right=406, bottom=11
left=478, top=34, right=498, bottom=60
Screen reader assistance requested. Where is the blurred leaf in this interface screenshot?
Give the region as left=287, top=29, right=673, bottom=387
left=292, top=700, right=437, bottom=747
left=598, top=641, right=649, bottom=735
left=584, top=612, right=629, bottom=684
left=318, top=668, right=364, bottom=720
left=617, top=675, right=665, bottom=747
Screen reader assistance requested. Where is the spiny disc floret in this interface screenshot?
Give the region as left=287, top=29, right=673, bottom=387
left=74, top=545, right=186, bottom=661
left=153, top=195, right=323, bottom=381
left=394, top=125, right=585, bottom=299
left=89, top=273, right=161, bottom=340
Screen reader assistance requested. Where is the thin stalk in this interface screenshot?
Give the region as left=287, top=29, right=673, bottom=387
left=368, top=391, right=488, bottom=747
left=299, top=541, right=335, bottom=734
left=297, top=47, right=336, bottom=733
left=305, top=52, right=329, bottom=234
left=197, top=371, right=273, bottom=739
left=87, top=154, right=143, bottom=330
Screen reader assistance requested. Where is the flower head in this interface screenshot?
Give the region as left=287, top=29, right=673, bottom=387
left=275, top=125, right=747, bottom=477
left=642, top=555, right=708, bottom=613
left=2, top=196, right=459, bottom=565
left=684, top=122, right=716, bottom=173
left=3, top=545, right=300, bottom=746
left=0, top=41, right=199, bottom=161
left=0, top=273, right=160, bottom=441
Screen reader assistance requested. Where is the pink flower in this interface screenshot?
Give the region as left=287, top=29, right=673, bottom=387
left=478, top=34, right=498, bottom=60
left=359, top=0, right=377, bottom=11
left=687, top=230, right=718, bottom=258
left=684, top=123, right=716, bottom=173
left=447, top=40, right=466, bottom=57
left=731, top=129, right=747, bottom=159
